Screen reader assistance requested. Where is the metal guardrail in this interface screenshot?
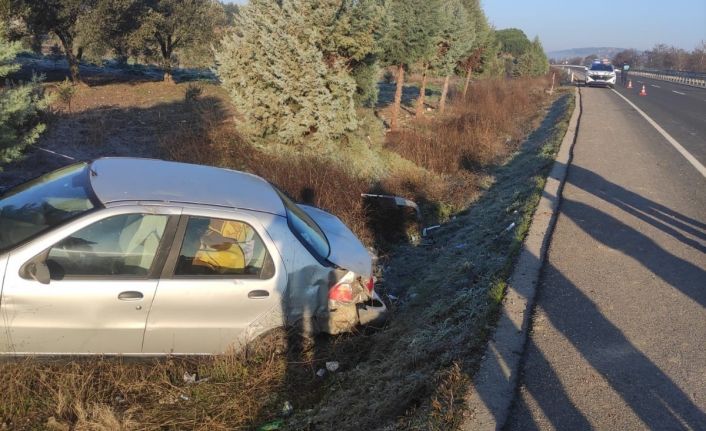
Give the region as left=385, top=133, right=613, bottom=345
left=622, top=69, right=706, bottom=88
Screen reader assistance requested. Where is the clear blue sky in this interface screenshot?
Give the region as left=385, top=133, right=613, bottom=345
left=226, top=0, right=706, bottom=53
left=482, top=0, right=706, bottom=52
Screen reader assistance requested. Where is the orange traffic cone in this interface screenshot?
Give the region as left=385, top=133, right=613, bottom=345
left=639, top=85, right=647, bottom=96
left=627, top=80, right=633, bottom=89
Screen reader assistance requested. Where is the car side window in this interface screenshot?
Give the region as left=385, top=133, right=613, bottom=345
left=174, top=216, right=274, bottom=278
left=46, top=214, right=169, bottom=279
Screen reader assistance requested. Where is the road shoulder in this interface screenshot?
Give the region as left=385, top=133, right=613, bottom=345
left=461, top=87, right=582, bottom=431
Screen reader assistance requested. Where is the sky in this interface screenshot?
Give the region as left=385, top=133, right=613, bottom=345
left=481, top=0, right=706, bottom=52
left=225, top=0, right=706, bottom=53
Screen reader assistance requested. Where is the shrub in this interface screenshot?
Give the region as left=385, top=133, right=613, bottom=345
left=55, top=78, right=76, bottom=113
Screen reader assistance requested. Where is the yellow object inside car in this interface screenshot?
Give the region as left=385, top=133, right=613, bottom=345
left=193, top=219, right=248, bottom=272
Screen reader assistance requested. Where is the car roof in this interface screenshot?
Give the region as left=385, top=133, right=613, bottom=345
left=88, top=158, right=286, bottom=216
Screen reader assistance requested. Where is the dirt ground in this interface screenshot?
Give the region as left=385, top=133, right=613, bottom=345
left=0, top=81, right=232, bottom=192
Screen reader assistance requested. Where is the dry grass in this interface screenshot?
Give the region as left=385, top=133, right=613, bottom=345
left=1, top=331, right=290, bottom=430
left=386, top=76, right=551, bottom=174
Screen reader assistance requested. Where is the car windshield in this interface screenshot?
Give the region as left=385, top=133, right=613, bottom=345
left=273, top=188, right=330, bottom=260
left=590, top=64, right=613, bottom=71
left=0, top=163, right=98, bottom=253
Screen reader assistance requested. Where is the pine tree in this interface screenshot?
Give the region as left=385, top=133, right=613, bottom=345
left=380, top=0, right=441, bottom=130
left=517, top=36, right=549, bottom=77
left=459, top=0, right=496, bottom=96
left=216, top=0, right=360, bottom=146
left=431, top=0, right=474, bottom=113
left=310, top=0, right=385, bottom=108
left=0, top=22, right=48, bottom=166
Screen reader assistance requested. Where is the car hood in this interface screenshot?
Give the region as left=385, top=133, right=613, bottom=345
left=298, top=205, right=372, bottom=278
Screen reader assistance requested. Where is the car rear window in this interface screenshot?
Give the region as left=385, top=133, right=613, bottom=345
left=273, top=188, right=330, bottom=260
left=590, top=64, right=613, bottom=71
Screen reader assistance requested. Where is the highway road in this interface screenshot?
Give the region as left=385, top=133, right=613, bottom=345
left=613, top=74, right=706, bottom=167
left=506, top=78, right=706, bottom=429
left=566, top=65, right=706, bottom=167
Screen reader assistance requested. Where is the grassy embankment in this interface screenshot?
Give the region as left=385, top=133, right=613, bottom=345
left=0, top=72, right=573, bottom=430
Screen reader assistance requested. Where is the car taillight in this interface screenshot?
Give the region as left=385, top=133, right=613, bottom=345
left=365, top=276, right=374, bottom=293
left=329, top=281, right=354, bottom=303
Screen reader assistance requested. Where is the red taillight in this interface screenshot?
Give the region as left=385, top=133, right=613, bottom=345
left=365, top=276, right=374, bottom=293
left=329, top=282, right=353, bottom=302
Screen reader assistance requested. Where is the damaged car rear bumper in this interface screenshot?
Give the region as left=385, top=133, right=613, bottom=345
left=317, top=290, right=388, bottom=335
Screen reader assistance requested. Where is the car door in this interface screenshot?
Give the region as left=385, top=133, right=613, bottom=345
left=142, top=209, right=287, bottom=354
left=0, top=206, right=179, bottom=354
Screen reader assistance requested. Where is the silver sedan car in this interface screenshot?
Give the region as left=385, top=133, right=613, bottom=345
left=0, top=158, right=387, bottom=355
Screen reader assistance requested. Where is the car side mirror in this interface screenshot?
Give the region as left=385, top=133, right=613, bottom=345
left=21, top=250, right=51, bottom=285
left=27, top=261, right=51, bottom=285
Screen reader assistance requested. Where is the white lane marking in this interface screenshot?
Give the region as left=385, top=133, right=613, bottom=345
left=672, top=90, right=686, bottom=95
left=651, top=84, right=661, bottom=88
left=612, top=89, right=706, bottom=179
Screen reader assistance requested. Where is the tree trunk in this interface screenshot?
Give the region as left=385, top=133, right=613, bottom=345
left=463, top=65, right=472, bottom=98
left=415, top=64, right=428, bottom=118
left=158, top=34, right=175, bottom=83
left=439, top=75, right=451, bottom=113
left=163, top=68, right=174, bottom=83
left=391, top=64, right=404, bottom=131
left=56, top=32, right=81, bottom=83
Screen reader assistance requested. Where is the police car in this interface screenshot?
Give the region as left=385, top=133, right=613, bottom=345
left=584, top=59, right=617, bottom=88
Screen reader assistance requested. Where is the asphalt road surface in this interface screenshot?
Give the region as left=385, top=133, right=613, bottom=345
left=614, top=74, right=706, bottom=166
left=505, top=86, right=706, bottom=430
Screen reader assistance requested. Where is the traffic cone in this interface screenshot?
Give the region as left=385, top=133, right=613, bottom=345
left=627, top=80, right=633, bottom=89
left=639, top=85, right=647, bottom=96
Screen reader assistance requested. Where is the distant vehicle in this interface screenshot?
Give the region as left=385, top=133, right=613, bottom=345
left=584, top=61, right=617, bottom=88
left=0, top=158, right=387, bottom=355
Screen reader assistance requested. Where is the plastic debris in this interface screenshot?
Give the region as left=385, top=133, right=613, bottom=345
left=387, top=294, right=398, bottom=301
left=179, top=394, right=190, bottom=401
left=257, top=420, right=284, bottom=431
left=281, top=401, right=294, bottom=417
left=316, top=368, right=327, bottom=378
left=183, top=371, right=196, bottom=384
left=505, top=222, right=516, bottom=232
left=325, top=361, right=340, bottom=373
left=422, top=225, right=441, bottom=236
left=183, top=371, right=209, bottom=384
left=454, top=243, right=468, bottom=249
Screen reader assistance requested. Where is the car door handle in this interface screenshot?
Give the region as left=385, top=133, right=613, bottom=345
left=118, top=291, right=144, bottom=301
left=248, top=290, right=269, bottom=299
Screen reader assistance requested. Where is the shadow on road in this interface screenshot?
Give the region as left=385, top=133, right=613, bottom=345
left=475, top=160, right=706, bottom=429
